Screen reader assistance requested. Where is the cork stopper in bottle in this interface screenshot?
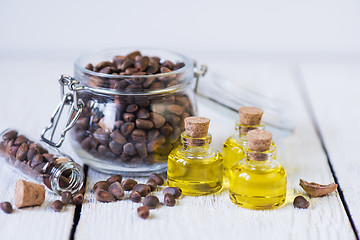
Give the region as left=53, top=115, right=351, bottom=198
left=239, top=106, right=264, bottom=126
left=184, top=117, right=210, bottom=146
left=184, top=117, right=210, bottom=138
left=247, top=130, right=273, bottom=161
left=247, top=129, right=272, bottom=152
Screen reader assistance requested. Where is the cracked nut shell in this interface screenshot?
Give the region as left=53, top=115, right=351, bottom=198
left=299, top=179, right=338, bottom=197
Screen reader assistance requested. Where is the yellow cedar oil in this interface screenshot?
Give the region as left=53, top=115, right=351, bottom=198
left=223, top=106, right=267, bottom=183
left=167, top=117, right=223, bottom=196
left=222, top=123, right=265, bottom=182
left=229, top=130, right=286, bottom=210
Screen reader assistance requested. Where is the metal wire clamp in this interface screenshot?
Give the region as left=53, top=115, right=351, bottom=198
left=41, top=75, right=85, bottom=147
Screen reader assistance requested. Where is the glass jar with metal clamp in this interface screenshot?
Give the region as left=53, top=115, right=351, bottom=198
left=42, top=48, right=207, bottom=176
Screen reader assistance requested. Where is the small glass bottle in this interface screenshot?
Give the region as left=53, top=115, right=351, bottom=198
left=0, top=129, right=84, bottom=196
left=229, top=129, right=286, bottom=210
left=223, top=106, right=276, bottom=182
left=167, top=117, right=223, bottom=195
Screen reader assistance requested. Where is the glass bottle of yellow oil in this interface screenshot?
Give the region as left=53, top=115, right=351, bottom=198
left=167, top=116, right=223, bottom=196
left=223, top=106, right=276, bottom=183
left=229, top=129, right=286, bottom=210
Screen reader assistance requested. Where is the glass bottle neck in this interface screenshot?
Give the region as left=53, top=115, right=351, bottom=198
left=44, top=157, right=84, bottom=195
left=240, top=147, right=278, bottom=171
left=235, top=121, right=265, bottom=136
left=246, top=147, right=276, bottom=162
left=180, top=132, right=212, bottom=149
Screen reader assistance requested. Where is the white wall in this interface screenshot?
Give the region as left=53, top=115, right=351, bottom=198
left=1, top=0, right=360, bottom=61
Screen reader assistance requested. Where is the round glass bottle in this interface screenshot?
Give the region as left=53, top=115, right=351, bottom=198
left=167, top=117, right=223, bottom=195
left=229, top=130, right=286, bottom=210
left=223, top=106, right=276, bottom=182
left=223, top=121, right=265, bottom=180
left=0, top=129, right=84, bottom=196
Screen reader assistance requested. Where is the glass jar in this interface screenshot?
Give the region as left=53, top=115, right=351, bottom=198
left=0, top=129, right=84, bottom=196
left=42, top=48, right=207, bottom=176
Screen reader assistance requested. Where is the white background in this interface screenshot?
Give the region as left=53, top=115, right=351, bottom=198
left=1, top=0, right=360, bottom=62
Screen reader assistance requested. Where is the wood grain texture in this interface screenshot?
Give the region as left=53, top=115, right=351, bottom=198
left=74, top=64, right=355, bottom=240
left=0, top=163, right=76, bottom=240
left=0, top=59, right=356, bottom=239
left=0, top=60, right=78, bottom=240
left=300, top=63, right=360, bottom=234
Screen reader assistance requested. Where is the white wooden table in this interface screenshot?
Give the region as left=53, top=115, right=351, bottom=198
left=0, top=58, right=358, bottom=240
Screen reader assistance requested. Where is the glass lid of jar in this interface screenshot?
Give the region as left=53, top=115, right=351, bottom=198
left=195, top=70, right=296, bottom=134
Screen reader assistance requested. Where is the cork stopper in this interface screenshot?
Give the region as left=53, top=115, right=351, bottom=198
left=239, top=106, right=264, bottom=126
left=14, top=179, right=45, bottom=208
left=184, top=117, right=210, bottom=138
left=247, top=130, right=272, bottom=152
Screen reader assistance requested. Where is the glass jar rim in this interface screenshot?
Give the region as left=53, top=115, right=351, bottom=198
left=73, top=47, right=196, bottom=95
left=74, top=47, right=194, bottom=79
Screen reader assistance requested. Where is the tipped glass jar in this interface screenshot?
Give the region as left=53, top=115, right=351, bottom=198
left=229, top=129, right=286, bottom=210
left=42, top=48, right=207, bottom=176
left=167, top=117, right=223, bottom=195
left=0, top=129, right=84, bottom=196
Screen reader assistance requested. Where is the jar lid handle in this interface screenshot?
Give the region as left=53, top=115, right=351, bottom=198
left=41, top=75, right=84, bottom=148
left=193, top=60, right=208, bottom=93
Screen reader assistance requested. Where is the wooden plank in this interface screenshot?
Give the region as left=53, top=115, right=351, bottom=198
left=0, top=162, right=77, bottom=239
left=0, top=59, right=77, bottom=240
left=300, top=63, right=360, bottom=235
left=75, top=63, right=355, bottom=240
